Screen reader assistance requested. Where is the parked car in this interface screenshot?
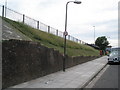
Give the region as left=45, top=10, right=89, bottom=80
left=108, top=51, right=120, bottom=64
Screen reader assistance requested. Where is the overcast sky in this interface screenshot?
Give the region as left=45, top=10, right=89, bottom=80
left=0, top=0, right=119, bottom=47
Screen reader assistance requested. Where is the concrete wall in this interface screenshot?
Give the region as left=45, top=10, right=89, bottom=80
left=2, top=39, right=99, bottom=88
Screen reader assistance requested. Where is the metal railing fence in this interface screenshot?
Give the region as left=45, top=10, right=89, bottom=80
left=1, top=5, right=87, bottom=44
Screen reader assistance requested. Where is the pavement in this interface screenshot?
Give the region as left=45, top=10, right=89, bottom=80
left=9, top=56, right=108, bottom=88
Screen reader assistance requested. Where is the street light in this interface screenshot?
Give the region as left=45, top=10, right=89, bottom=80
left=93, top=26, right=95, bottom=44
left=63, top=1, right=82, bottom=72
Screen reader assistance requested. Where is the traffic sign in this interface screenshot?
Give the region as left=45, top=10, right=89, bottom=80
left=63, top=31, right=68, bottom=36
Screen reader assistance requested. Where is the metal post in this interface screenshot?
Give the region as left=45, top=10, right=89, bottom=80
left=23, top=14, right=25, bottom=24
left=37, top=21, right=39, bottom=29
left=56, top=29, right=58, bottom=36
left=80, top=40, right=81, bottom=44
left=48, top=26, right=50, bottom=33
left=2, top=5, right=4, bottom=18
left=63, top=2, right=69, bottom=72
left=77, top=39, right=78, bottom=43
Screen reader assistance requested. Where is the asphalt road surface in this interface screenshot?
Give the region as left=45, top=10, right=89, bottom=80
left=86, top=64, right=119, bottom=89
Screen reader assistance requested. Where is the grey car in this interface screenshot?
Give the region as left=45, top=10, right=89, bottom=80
left=108, top=51, right=120, bottom=63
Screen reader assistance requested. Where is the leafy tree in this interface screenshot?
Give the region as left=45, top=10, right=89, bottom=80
left=95, top=36, right=109, bottom=50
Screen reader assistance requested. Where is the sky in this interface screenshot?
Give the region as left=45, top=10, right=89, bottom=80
left=0, top=0, right=119, bottom=47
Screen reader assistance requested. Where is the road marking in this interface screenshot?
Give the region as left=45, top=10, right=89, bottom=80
left=85, top=65, right=110, bottom=88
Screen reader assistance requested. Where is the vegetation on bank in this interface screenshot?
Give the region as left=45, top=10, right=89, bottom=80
left=3, top=18, right=99, bottom=56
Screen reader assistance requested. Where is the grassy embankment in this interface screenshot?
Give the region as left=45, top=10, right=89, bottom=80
left=3, top=18, right=99, bottom=56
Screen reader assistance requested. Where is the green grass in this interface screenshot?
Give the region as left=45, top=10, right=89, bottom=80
left=3, top=17, right=99, bottom=56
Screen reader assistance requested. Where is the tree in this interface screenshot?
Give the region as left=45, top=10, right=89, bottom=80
left=95, top=36, right=109, bottom=50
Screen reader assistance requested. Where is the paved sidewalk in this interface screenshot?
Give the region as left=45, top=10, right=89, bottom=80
left=10, top=56, right=108, bottom=88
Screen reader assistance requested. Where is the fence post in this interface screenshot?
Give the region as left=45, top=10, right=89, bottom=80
left=77, top=39, right=78, bottom=43
left=80, top=40, right=81, bottom=44
left=2, top=5, right=4, bottom=18
left=76, top=39, right=77, bottom=43
left=23, top=14, right=25, bottom=23
left=56, top=29, right=58, bottom=36
left=75, top=38, right=77, bottom=42
left=48, top=26, right=50, bottom=33
left=37, top=21, right=39, bottom=29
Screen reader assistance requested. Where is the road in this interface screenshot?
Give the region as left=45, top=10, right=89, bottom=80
left=86, top=64, right=119, bottom=89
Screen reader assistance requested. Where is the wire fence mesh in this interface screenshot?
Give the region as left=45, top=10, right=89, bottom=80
left=40, top=22, right=48, bottom=32
left=0, top=5, right=87, bottom=45
left=6, top=7, right=23, bottom=22
left=50, top=27, right=57, bottom=35
left=58, top=31, right=63, bottom=38
left=24, top=15, right=38, bottom=29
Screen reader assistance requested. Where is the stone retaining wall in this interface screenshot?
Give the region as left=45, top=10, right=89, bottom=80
left=2, top=39, right=99, bottom=88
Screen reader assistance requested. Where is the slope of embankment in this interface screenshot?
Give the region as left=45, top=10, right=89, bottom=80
left=2, top=17, right=99, bottom=56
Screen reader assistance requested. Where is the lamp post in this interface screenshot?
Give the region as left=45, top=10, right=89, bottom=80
left=63, top=1, right=82, bottom=72
left=93, top=26, right=95, bottom=44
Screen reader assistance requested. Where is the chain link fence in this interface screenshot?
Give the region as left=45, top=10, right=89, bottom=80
left=0, top=5, right=87, bottom=44
left=6, top=7, right=23, bottom=22
left=24, top=15, right=38, bottom=29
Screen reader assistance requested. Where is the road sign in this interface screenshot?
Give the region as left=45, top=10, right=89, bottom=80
left=63, top=31, right=68, bottom=36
